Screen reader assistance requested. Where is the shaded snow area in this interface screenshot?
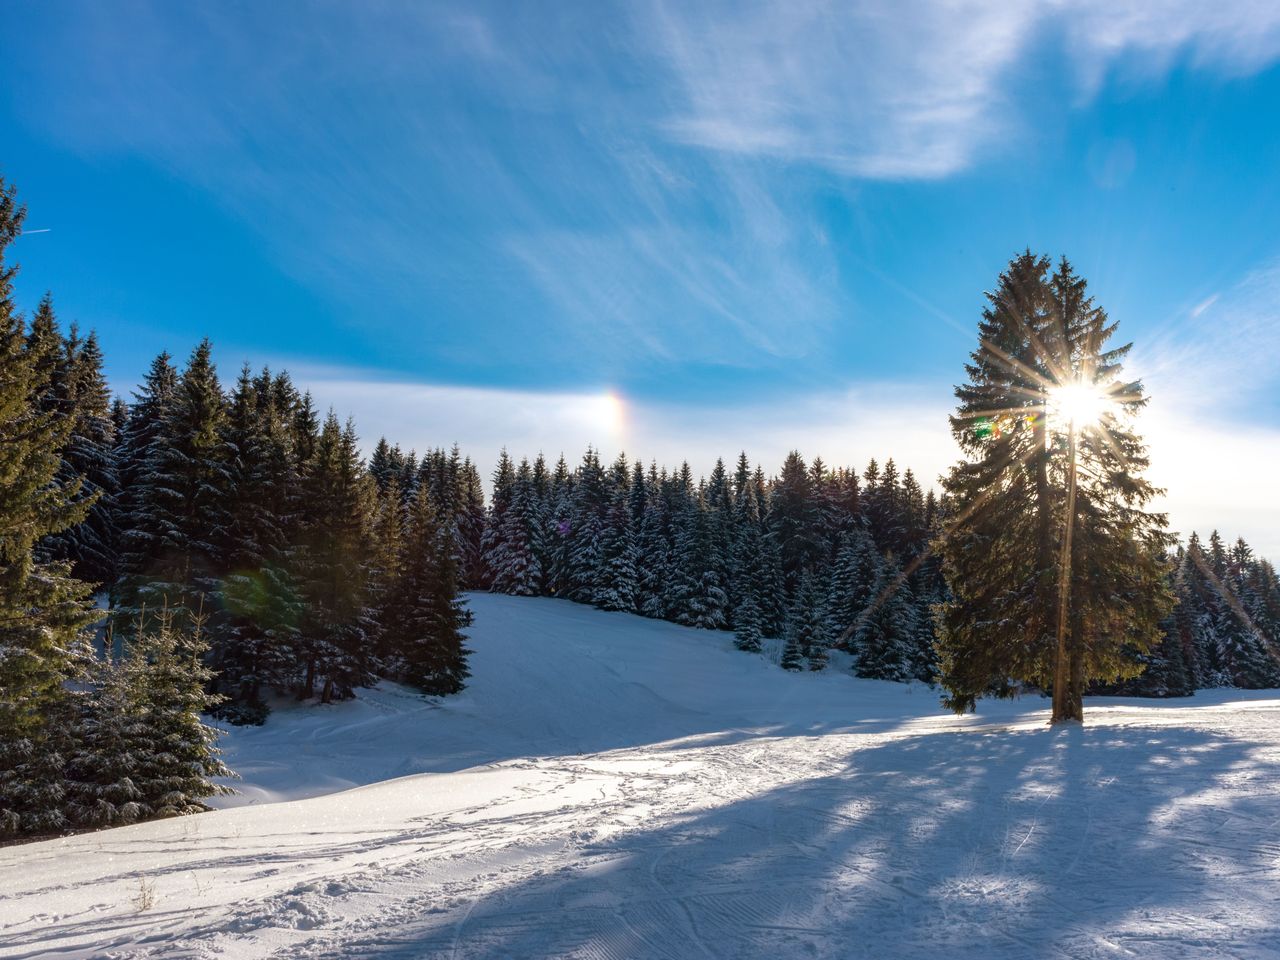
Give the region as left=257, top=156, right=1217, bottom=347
left=5, top=594, right=1280, bottom=959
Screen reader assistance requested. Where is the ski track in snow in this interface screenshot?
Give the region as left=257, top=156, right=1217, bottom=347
left=4, top=593, right=1280, bottom=959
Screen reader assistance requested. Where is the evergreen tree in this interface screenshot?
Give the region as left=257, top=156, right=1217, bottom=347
left=1210, top=537, right=1280, bottom=687
left=782, top=572, right=825, bottom=671
left=483, top=450, right=519, bottom=591
left=38, top=323, right=120, bottom=587
left=0, top=180, right=99, bottom=836
left=214, top=366, right=303, bottom=719
left=936, top=252, right=1173, bottom=720
left=456, top=455, right=488, bottom=589
left=936, top=251, right=1059, bottom=710
left=733, top=592, right=765, bottom=653
left=756, top=469, right=788, bottom=638
left=391, top=484, right=473, bottom=695
left=770, top=451, right=820, bottom=595
left=566, top=447, right=607, bottom=604
left=853, top=556, right=918, bottom=682
left=595, top=459, right=638, bottom=612
left=545, top=454, right=575, bottom=597
left=824, top=530, right=882, bottom=652
left=529, top=453, right=552, bottom=593
left=369, top=437, right=409, bottom=495
left=702, top=458, right=735, bottom=625
left=112, top=352, right=179, bottom=608
left=367, top=473, right=405, bottom=657
left=63, top=639, right=146, bottom=828
left=730, top=464, right=769, bottom=652
left=69, top=610, right=233, bottom=823
left=130, top=609, right=234, bottom=816
left=114, top=340, right=232, bottom=632
left=634, top=465, right=671, bottom=619
left=296, top=414, right=375, bottom=702
left=490, top=458, right=543, bottom=596
left=663, top=473, right=715, bottom=627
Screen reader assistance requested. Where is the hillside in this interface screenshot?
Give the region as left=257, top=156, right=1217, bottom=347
left=4, top=594, right=1280, bottom=959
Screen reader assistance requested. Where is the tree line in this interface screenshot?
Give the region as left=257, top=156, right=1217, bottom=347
left=475, top=442, right=1279, bottom=699
left=107, top=346, right=476, bottom=718
left=4, top=174, right=1279, bottom=837
left=477, top=446, right=944, bottom=680
left=0, top=179, right=472, bottom=838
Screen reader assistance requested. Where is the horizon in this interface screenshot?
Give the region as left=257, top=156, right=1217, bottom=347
left=4, top=1, right=1278, bottom=557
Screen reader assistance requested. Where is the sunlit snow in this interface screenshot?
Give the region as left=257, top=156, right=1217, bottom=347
left=4, top=594, right=1280, bottom=959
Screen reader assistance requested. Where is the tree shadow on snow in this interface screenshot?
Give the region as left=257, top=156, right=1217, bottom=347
left=313, top=722, right=1280, bottom=959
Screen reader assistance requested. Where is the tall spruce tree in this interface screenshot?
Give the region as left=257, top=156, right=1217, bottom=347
left=37, top=323, right=120, bottom=588
left=634, top=464, right=671, bottom=619
left=771, top=451, right=820, bottom=596
left=296, top=414, right=375, bottom=702
left=782, top=571, right=826, bottom=671
left=481, top=449, right=516, bottom=585
left=215, top=366, right=302, bottom=719
left=114, top=341, right=232, bottom=632
left=852, top=555, right=918, bottom=682
left=391, top=483, right=473, bottom=695
left=0, top=180, right=99, bottom=836
left=937, top=253, right=1173, bottom=720
left=825, top=529, right=882, bottom=652
left=367, top=473, right=405, bottom=660
left=595, top=457, right=638, bottom=612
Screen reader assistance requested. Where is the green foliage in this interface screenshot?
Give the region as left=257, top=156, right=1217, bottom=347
left=936, top=253, right=1174, bottom=717
left=67, top=610, right=233, bottom=827
left=390, top=484, right=473, bottom=695
left=0, top=179, right=99, bottom=837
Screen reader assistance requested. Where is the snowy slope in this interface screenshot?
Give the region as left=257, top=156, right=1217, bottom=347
left=212, top=593, right=950, bottom=805
left=4, top=594, right=1280, bottom=959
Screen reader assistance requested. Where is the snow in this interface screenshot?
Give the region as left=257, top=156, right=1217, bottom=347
left=5, top=593, right=1280, bottom=959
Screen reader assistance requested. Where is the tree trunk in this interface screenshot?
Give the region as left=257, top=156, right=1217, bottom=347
left=1067, top=611, right=1086, bottom=723
left=1051, top=422, right=1081, bottom=724
left=299, top=656, right=315, bottom=701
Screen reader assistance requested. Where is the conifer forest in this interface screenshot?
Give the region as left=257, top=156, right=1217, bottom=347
left=7, top=5, right=1280, bottom=954
left=3, top=174, right=1278, bottom=844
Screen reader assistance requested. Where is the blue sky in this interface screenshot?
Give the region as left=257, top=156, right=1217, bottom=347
left=3, top=1, right=1279, bottom=555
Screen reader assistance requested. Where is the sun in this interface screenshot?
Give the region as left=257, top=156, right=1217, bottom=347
left=1046, top=381, right=1113, bottom=429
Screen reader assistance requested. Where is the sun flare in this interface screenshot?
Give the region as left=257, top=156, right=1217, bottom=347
left=1047, top=381, right=1113, bottom=429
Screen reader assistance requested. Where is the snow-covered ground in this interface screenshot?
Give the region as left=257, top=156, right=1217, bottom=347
left=5, top=594, right=1280, bottom=959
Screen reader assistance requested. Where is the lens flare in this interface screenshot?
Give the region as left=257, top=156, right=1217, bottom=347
left=1047, top=381, right=1112, bottom=428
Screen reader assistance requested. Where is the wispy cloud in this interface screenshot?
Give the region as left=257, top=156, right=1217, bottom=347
left=1133, top=257, right=1280, bottom=411
left=505, top=152, right=840, bottom=365
left=22, top=3, right=845, bottom=369
left=1057, top=0, right=1280, bottom=92
left=1189, top=294, right=1219, bottom=319
left=646, top=0, right=1036, bottom=178
left=645, top=0, right=1280, bottom=177
left=27, top=0, right=1280, bottom=375
left=1131, top=258, right=1280, bottom=557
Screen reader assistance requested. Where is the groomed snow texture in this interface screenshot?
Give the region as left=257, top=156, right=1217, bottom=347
left=4, top=594, right=1280, bottom=959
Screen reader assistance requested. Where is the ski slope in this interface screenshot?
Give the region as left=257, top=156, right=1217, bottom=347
left=4, top=594, right=1280, bottom=959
